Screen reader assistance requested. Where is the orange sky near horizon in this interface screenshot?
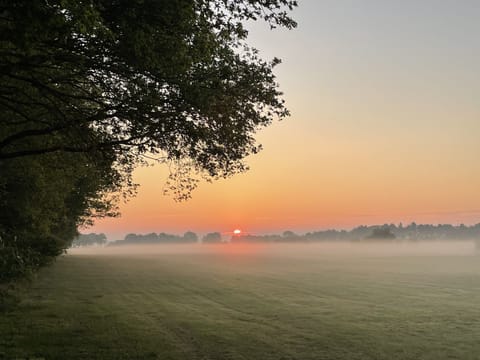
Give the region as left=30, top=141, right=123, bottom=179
left=91, top=1, right=480, bottom=240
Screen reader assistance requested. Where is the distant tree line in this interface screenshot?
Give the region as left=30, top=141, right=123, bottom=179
left=77, top=224, right=480, bottom=248
left=108, top=231, right=199, bottom=246
left=231, top=223, right=480, bottom=243
left=107, top=231, right=229, bottom=245
left=72, top=231, right=229, bottom=246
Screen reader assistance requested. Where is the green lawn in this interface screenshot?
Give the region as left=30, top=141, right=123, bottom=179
left=2, top=242, right=480, bottom=360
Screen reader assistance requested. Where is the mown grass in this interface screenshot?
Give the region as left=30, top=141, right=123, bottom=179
left=2, top=242, right=480, bottom=359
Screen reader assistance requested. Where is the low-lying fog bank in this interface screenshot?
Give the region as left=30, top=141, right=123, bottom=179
left=68, top=239, right=477, bottom=257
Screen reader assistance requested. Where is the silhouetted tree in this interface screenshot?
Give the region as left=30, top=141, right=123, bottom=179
left=202, top=232, right=222, bottom=243
left=0, top=149, right=121, bottom=297
left=0, top=0, right=297, bottom=296
left=1, top=0, right=297, bottom=198
left=183, top=231, right=198, bottom=243
left=367, top=227, right=396, bottom=240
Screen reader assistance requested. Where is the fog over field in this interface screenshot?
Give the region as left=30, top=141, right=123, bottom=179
left=69, top=239, right=477, bottom=258
left=4, top=239, right=480, bottom=359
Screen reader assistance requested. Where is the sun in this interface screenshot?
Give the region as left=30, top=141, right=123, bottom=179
left=233, top=229, right=242, bottom=235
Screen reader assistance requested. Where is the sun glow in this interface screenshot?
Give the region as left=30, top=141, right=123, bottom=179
left=233, top=229, right=242, bottom=235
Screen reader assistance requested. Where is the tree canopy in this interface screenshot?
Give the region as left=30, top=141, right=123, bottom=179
left=1, top=0, right=296, bottom=185
left=0, top=0, right=297, bottom=295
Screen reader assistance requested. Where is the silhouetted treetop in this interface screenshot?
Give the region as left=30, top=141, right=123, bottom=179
left=367, top=227, right=396, bottom=240
left=202, top=232, right=222, bottom=243
left=1, top=0, right=297, bottom=199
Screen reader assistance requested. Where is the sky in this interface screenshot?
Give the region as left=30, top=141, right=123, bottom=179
left=91, top=0, right=480, bottom=240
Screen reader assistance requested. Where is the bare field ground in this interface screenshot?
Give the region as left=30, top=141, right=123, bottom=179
left=2, top=241, right=480, bottom=359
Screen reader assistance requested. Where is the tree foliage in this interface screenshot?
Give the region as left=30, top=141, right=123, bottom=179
left=202, top=232, right=222, bottom=243
left=0, top=0, right=297, bottom=295
left=1, top=0, right=296, bottom=184
left=0, top=149, right=124, bottom=304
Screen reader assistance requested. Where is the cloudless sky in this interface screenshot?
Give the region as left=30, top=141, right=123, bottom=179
left=92, top=0, right=480, bottom=240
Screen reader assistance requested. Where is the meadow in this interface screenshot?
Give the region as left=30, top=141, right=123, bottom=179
left=2, top=241, right=480, bottom=360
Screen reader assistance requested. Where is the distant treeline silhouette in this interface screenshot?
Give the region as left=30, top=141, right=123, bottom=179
left=232, top=223, right=480, bottom=243
left=72, top=231, right=223, bottom=247
left=107, top=231, right=199, bottom=246
left=74, top=223, right=480, bottom=247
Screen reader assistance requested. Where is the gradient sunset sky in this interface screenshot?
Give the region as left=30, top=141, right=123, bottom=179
left=92, top=0, right=480, bottom=240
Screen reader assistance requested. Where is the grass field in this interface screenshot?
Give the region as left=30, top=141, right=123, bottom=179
left=2, top=241, right=480, bottom=360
